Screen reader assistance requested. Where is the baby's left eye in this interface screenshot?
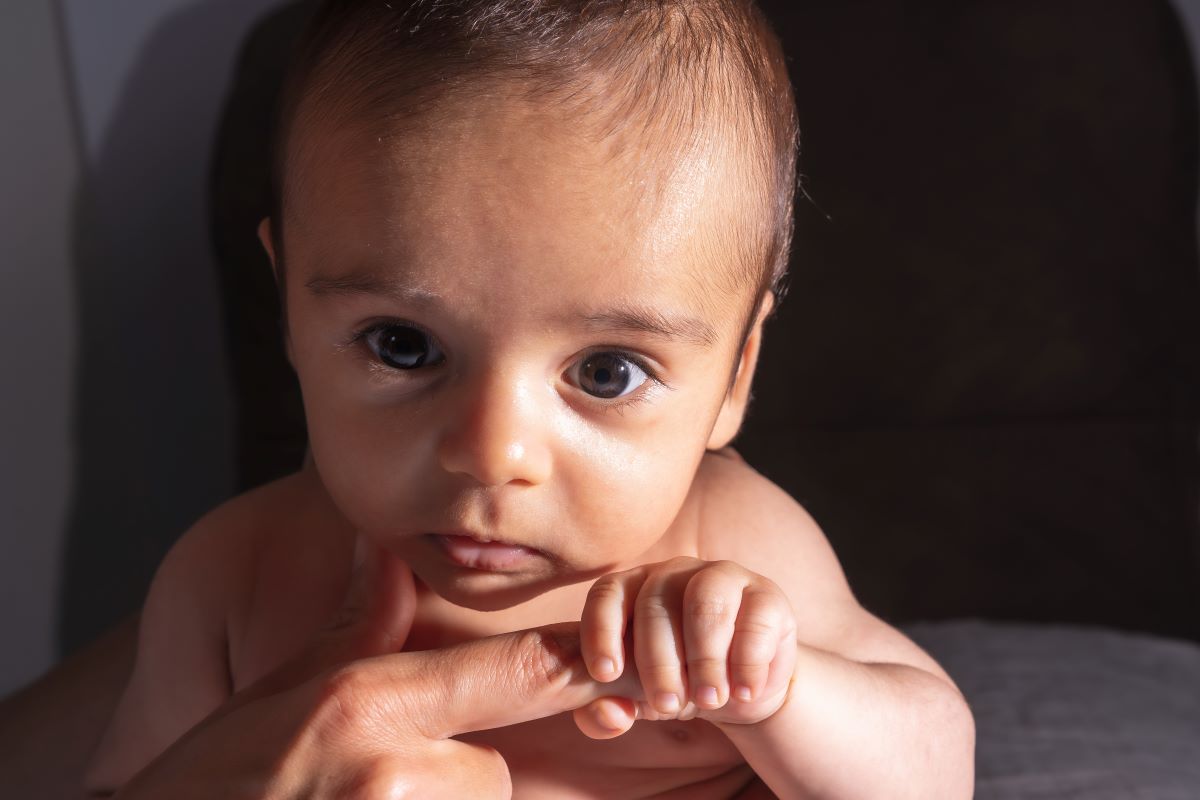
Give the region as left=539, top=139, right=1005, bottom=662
left=567, top=352, right=649, bottom=399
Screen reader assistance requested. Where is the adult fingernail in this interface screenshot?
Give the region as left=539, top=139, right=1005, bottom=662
left=593, top=657, right=617, bottom=677
left=696, top=685, right=719, bottom=706
left=655, top=692, right=680, bottom=713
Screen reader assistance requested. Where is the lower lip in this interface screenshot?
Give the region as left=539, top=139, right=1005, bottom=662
left=434, top=534, right=541, bottom=571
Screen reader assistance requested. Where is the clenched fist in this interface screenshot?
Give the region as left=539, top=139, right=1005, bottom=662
left=575, top=557, right=798, bottom=738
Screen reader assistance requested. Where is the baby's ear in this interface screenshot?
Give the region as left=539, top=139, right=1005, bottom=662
left=257, top=218, right=279, bottom=279
left=256, top=217, right=295, bottom=365
left=706, top=292, right=774, bottom=450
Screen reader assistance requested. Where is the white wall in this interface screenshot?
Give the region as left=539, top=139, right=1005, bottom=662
left=54, top=0, right=285, bottom=660
left=0, top=0, right=285, bottom=696
left=0, top=0, right=79, bottom=696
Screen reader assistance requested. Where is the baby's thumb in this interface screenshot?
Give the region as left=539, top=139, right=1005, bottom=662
left=335, top=534, right=417, bottom=656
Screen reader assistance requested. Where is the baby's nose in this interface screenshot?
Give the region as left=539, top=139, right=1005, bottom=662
left=435, top=370, right=552, bottom=488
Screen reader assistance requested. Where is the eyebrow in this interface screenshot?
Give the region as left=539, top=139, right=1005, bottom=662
left=305, top=269, right=717, bottom=347
left=307, top=271, right=423, bottom=298
left=571, top=306, right=717, bottom=347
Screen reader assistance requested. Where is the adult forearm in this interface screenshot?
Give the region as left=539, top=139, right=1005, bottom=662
left=719, top=644, right=975, bottom=800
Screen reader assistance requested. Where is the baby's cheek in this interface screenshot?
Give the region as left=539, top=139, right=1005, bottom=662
left=305, top=406, right=427, bottom=533
left=565, top=434, right=700, bottom=556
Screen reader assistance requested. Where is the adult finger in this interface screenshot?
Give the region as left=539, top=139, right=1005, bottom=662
left=409, top=740, right=514, bottom=799
left=359, top=622, right=645, bottom=741
left=340, top=536, right=417, bottom=656
left=244, top=535, right=415, bottom=702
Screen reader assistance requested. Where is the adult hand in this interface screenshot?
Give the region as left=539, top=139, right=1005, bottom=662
left=115, top=539, right=640, bottom=799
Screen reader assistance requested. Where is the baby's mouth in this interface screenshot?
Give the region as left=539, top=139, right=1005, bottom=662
left=431, top=532, right=544, bottom=572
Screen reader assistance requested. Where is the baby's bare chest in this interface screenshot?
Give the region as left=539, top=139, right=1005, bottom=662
left=460, top=712, right=751, bottom=799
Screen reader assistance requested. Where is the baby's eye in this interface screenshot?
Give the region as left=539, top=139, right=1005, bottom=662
left=568, top=352, right=649, bottom=399
left=363, top=324, right=445, bottom=370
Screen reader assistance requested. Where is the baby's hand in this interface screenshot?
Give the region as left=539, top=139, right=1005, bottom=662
left=576, top=557, right=797, bottom=738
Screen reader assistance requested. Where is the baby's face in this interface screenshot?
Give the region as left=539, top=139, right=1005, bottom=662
left=268, top=95, right=767, bottom=610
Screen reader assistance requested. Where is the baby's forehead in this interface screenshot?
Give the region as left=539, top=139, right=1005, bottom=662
left=288, top=95, right=757, bottom=313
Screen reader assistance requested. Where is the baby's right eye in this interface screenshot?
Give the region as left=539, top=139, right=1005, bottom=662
left=363, top=324, right=445, bottom=370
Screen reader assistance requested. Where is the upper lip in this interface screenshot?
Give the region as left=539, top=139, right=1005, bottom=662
left=436, top=530, right=525, bottom=548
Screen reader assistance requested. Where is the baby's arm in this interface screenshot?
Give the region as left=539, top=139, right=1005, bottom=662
left=699, top=455, right=975, bottom=798
left=83, top=502, right=250, bottom=795
left=580, top=453, right=975, bottom=799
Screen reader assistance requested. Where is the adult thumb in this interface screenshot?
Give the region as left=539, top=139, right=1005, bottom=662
left=233, top=537, right=416, bottom=705
left=333, top=534, right=417, bottom=657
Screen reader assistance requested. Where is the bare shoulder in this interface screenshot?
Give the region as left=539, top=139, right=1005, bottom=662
left=84, top=470, right=327, bottom=794
left=693, top=449, right=849, bottom=608
left=142, top=469, right=327, bottom=631
left=692, top=450, right=950, bottom=680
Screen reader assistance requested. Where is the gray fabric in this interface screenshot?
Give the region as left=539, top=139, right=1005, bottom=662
left=905, top=620, right=1200, bottom=798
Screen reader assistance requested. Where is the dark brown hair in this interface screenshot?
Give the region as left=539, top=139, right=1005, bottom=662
left=270, top=0, right=798, bottom=328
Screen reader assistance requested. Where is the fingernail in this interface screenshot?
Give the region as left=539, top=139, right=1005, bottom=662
left=593, top=657, right=617, bottom=677
left=734, top=686, right=753, bottom=702
left=696, top=685, right=719, bottom=706
left=655, top=692, right=680, bottom=713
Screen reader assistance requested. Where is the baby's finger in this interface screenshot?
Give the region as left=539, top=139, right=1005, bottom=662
left=633, top=565, right=691, bottom=716
left=572, top=696, right=638, bottom=740
left=582, top=568, right=646, bottom=682
left=682, top=565, right=746, bottom=711
left=728, top=586, right=791, bottom=704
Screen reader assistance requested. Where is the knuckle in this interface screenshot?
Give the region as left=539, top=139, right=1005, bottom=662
left=711, top=559, right=747, bottom=576
left=730, top=654, right=772, bottom=670
left=686, top=654, right=728, bottom=674
left=730, top=638, right=776, bottom=666
left=641, top=661, right=684, bottom=683
left=338, top=759, right=415, bottom=799
left=323, top=663, right=378, bottom=698
left=684, top=593, right=733, bottom=626
left=635, top=594, right=674, bottom=621
left=315, top=665, right=382, bottom=733
left=478, top=744, right=512, bottom=783
left=509, top=626, right=578, bottom=690
left=585, top=579, right=625, bottom=608
left=736, top=610, right=781, bottom=638
left=477, top=748, right=516, bottom=796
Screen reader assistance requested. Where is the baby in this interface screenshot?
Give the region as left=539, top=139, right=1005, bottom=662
left=86, top=1, right=974, bottom=797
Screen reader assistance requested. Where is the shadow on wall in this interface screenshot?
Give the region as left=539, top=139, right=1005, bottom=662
left=56, top=0, right=290, bottom=656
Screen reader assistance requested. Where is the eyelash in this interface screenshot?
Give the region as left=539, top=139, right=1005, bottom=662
left=347, top=318, right=431, bottom=346
left=345, top=319, right=670, bottom=413
left=574, top=350, right=668, bottom=415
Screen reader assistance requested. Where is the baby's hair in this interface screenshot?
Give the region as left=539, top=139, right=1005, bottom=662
left=270, top=0, right=798, bottom=335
